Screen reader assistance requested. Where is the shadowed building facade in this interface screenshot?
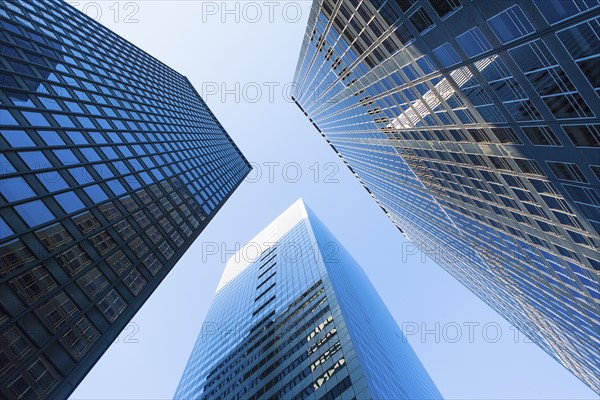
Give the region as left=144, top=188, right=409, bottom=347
left=0, top=0, right=250, bottom=398
left=175, top=199, right=442, bottom=399
left=293, top=0, right=599, bottom=393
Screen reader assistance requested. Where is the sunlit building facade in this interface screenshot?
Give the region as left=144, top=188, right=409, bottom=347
left=175, top=199, right=442, bottom=399
left=0, top=0, right=250, bottom=398
left=293, top=0, right=600, bottom=393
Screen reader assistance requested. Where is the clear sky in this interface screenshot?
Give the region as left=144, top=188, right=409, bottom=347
left=68, top=1, right=596, bottom=399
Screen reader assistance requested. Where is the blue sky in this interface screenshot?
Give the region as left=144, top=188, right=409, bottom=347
left=68, top=1, right=596, bottom=399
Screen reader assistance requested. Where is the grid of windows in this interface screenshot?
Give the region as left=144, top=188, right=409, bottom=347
left=0, top=0, right=250, bottom=398
left=293, top=0, right=600, bottom=393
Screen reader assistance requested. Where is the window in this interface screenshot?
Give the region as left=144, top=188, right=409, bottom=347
left=1, top=130, right=36, bottom=147
left=395, top=0, right=417, bottom=12
left=37, top=171, right=69, bottom=192
left=0, top=239, right=36, bottom=276
left=60, top=317, right=99, bottom=359
left=120, top=195, right=139, bottom=212
left=129, top=236, right=149, bottom=257
left=456, top=27, right=492, bottom=57
left=72, top=211, right=100, bottom=234
left=99, top=202, right=122, bottom=221
left=89, top=230, right=116, bottom=255
left=548, top=161, right=588, bottom=182
left=106, top=250, right=131, bottom=276
left=488, top=5, right=534, bottom=43
left=515, top=159, right=543, bottom=175
left=491, top=128, right=522, bottom=144
left=522, top=126, right=561, bottom=146
left=562, top=125, right=600, bottom=147
left=84, top=184, right=109, bottom=203
left=433, top=42, right=461, bottom=67
left=146, top=226, right=163, bottom=244
left=10, top=266, right=57, bottom=304
left=55, top=191, right=86, bottom=213
left=14, top=200, right=55, bottom=228
left=132, top=210, right=150, bottom=228
left=159, top=218, right=174, bottom=233
left=0, top=326, right=34, bottom=379
left=543, top=93, right=592, bottom=119
left=55, top=245, right=91, bottom=276
left=6, top=356, right=60, bottom=399
left=410, top=7, right=434, bottom=33
left=35, top=223, right=74, bottom=251
left=114, top=219, right=135, bottom=240
left=394, top=24, right=414, bottom=45
left=36, top=292, right=78, bottom=333
left=534, top=0, right=598, bottom=24
left=123, top=268, right=146, bottom=296
left=172, top=232, right=184, bottom=247
left=77, top=267, right=109, bottom=298
left=143, top=254, right=162, bottom=276
left=158, top=241, right=174, bottom=259
left=429, top=0, right=461, bottom=17
left=97, top=289, right=126, bottom=322
left=0, top=177, right=37, bottom=201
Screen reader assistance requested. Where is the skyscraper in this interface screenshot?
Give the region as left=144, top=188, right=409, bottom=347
left=293, top=0, right=599, bottom=393
left=175, top=199, right=442, bottom=399
left=0, top=0, right=250, bottom=398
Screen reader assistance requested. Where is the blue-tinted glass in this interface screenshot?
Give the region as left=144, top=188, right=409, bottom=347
left=90, top=132, right=107, bottom=144
left=22, top=111, right=51, bottom=127
left=84, top=184, right=108, bottom=202
left=0, top=177, right=36, bottom=201
left=53, top=114, right=76, bottom=127
left=456, top=27, right=492, bottom=57
left=39, top=131, right=65, bottom=146
left=64, top=101, right=83, bottom=113
left=38, top=97, right=62, bottom=111
left=53, top=149, right=80, bottom=164
left=0, top=216, right=13, bottom=239
left=488, top=6, right=535, bottom=44
left=433, top=42, right=461, bottom=67
left=93, top=164, right=114, bottom=179
left=534, top=0, right=598, bottom=24
left=19, top=151, right=52, bottom=170
left=8, top=92, right=34, bottom=107
left=101, top=147, right=119, bottom=159
left=1, top=130, right=36, bottom=147
left=0, top=109, right=19, bottom=125
left=37, top=171, right=69, bottom=192
left=127, top=176, right=141, bottom=189
left=66, top=131, right=88, bottom=144
left=14, top=199, right=55, bottom=227
left=106, top=132, right=122, bottom=143
left=55, top=191, right=85, bottom=213
left=0, top=154, right=16, bottom=175
left=80, top=148, right=102, bottom=162
left=69, top=167, right=94, bottom=184
left=139, top=172, right=153, bottom=184
left=77, top=116, right=95, bottom=128
left=106, top=179, right=126, bottom=195
left=151, top=168, right=164, bottom=180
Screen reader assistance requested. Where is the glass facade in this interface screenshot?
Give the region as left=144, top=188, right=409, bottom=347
left=293, top=0, right=599, bottom=393
left=0, top=0, right=251, bottom=398
left=175, top=199, right=441, bottom=399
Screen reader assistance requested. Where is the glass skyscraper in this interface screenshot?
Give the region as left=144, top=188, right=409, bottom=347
left=0, top=0, right=250, bottom=398
left=293, top=0, right=599, bottom=393
left=175, top=199, right=442, bottom=399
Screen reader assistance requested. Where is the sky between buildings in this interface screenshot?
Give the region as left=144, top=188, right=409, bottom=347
left=68, top=1, right=596, bottom=399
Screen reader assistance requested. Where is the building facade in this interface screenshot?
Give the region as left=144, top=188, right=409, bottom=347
left=293, top=0, right=599, bottom=392
left=0, top=0, right=251, bottom=398
left=175, top=199, right=442, bottom=399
